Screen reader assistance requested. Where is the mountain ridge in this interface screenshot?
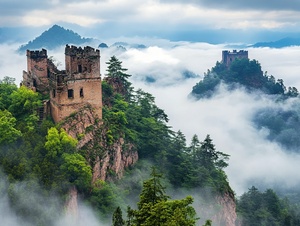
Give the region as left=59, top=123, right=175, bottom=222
left=18, top=24, right=93, bottom=52
left=252, top=36, right=300, bottom=48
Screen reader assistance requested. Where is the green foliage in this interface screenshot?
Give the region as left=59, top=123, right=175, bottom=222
left=106, top=56, right=131, bottom=80
left=102, top=66, right=232, bottom=198
left=237, top=186, right=300, bottom=226
left=165, top=133, right=231, bottom=193
left=44, top=127, right=77, bottom=156
left=8, top=85, right=41, bottom=119
left=137, top=167, right=169, bottom=207
left=0, top=76, right=18, bottom=110
left=103, top=94, right=130, bottom=142
left=112, top=206, right=125, bottom=226
left=41, top=127, right=89, bottom=192
left=105, top=56, right=132, bottom=100
left=192, top=58, right=296, bottom=98
left=60, top=153, right=92, bottom=192
left=4, top=85, right=43, bottom=135
left=88, top=180, right=123, bottom=220
left=122, top=168, right=199, bottom=226
left=0, top=110, right=22, bottom=144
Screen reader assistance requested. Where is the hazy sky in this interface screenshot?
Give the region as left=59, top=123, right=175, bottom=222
left=1, top=0, right=300, bottom=43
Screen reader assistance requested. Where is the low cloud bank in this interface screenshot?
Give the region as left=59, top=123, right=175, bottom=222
left=0, top=171, right=106, bottom=226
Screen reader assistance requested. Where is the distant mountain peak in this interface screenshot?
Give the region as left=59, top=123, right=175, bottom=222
left=18, top=24, right=93, bottom=52
left=251, top=36, right=300, bottom=48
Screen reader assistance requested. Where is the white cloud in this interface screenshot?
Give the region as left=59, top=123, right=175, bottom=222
left=0, top=44, right=26, bottom=84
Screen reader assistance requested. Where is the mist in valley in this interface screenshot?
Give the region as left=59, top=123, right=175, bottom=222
left=1, top=41, right=300, bottom=224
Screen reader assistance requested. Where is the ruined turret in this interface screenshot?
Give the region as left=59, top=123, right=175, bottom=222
left=222, top=50, right=248, bottom=67
left=23, top=49, right=49, bottom=92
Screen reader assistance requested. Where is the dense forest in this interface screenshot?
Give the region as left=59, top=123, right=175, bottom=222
left=237, top=186, right=300, bottom=226
left=1, top=56, right=300, bottom=225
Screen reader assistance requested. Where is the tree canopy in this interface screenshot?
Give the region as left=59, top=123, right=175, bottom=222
left=115, top=167, right=199, bottom=226
left=237, top=186, right=300, bottom=226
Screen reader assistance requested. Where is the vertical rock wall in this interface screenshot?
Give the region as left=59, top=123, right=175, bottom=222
left=60, top=105, right=138, bottom=183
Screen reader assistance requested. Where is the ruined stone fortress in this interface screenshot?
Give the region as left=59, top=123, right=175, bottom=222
left=22, top=45, right=102, bottom=123
left=222, top=50, right=248, bottom=67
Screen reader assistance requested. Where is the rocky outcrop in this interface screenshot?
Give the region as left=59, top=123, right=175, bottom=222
left=198, top=191, right=237, bottom=226
left=60, top=104, right=138, bottom=183
left=65, top=186, right=78, bottom=218
left=212, top=192, right=237, bottom=226
left=92, top=137, right=138, bottom=182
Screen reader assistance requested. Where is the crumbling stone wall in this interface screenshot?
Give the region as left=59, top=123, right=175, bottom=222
left=23, top=49, right=49, bottom=93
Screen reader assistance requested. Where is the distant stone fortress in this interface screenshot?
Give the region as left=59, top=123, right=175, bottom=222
left=222, top=50, right=248, bottom=67
left=22, top=45, right=102, bottom=123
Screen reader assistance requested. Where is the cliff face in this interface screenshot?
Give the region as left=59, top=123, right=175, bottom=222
left=92, top=137, right=138, bottom=182
left=60, top=104, right=138, bottom=182
left=213, top=192, right=237, bottom=226
left=199, top=191, right=237, bottom=226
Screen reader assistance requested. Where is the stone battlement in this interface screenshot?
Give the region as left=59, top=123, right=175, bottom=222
left=65, top=45, right=100, bottom=57
left=26, top=49, right=47, bottom=58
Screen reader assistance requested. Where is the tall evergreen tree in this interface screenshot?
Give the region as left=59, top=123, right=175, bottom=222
left=124, top=167, right=199, bottom=226
left=112, top=206, right=125, bottom=226
left=106, top=56, right=132, bottom=99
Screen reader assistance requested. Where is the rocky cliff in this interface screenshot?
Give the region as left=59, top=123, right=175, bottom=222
left=198, top=191, right=237, bottom=226
left=60, top=104, right=138, bottom=183
left=213, top=192, right=237, bottom=226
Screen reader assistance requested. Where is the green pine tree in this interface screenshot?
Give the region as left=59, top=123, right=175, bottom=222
left=112, top=206, right=125, bottom=226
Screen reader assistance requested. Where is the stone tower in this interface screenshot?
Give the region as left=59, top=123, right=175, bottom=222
left=49, top=45, right=102, bottom=123
left=23, top=45, right=102, bottom=123
left=222, top=50, right=248, bottom=67
left=23, top=49, right=49, bottom=93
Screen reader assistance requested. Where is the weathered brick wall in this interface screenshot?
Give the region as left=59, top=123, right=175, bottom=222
left=24, top=49, right=49, bottom=92
left=50, top=77, right=102, bottom=123
left=65, top=45, right=100, bottom=78
left=27, top=49, right=48, bottom=78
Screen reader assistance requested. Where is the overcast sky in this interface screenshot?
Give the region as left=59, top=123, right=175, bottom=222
left=1, top=0, right=300, bottom=43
